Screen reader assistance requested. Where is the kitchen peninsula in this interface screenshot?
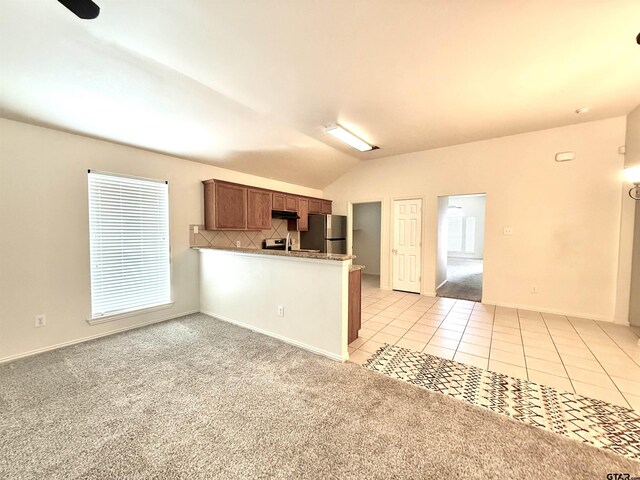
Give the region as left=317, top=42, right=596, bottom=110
left=197, top=177, right=362, bottom=361
left=196, top=246, right=361, bottom=361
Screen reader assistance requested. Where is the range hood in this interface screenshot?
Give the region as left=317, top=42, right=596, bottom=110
left=271, top=210, right=300, bottom=220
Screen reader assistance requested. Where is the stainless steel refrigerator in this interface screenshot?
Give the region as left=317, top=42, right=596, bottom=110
left=300, top=214, right=347, bottom=254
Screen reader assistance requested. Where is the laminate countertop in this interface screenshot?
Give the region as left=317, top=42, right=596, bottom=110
left=193, top=246, right=355, bottom=262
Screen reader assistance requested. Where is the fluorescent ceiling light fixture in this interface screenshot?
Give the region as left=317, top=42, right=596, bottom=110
left=325, top=124, right=377, bottom=152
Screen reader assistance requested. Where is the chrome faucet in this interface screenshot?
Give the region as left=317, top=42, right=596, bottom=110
left=285, top=232, right=291, bottom=253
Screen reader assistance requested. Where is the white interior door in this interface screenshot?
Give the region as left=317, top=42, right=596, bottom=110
left=392, top=199, right=422, bottom=293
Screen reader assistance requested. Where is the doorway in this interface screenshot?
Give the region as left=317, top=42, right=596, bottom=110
left=392, top=198, right=422, bottom=293
left=352, top=202, right=382, bottom=289
left=436, top=194, right=486, bottom=302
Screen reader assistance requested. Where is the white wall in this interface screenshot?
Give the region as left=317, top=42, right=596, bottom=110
left=0, top=119, right=322, bottom=362
left=435, top=197, right=449, bottom=288
left=325, top=117, right=627, bottom=321
left=625, top=106, right=640, bottom=326
left=199, top=249, right=349, bottom=361
left=352, top=203, right=381, bottom=275
left=632, top=201, right=640, bottom=326
left=447, top=194, right=486, bottom=259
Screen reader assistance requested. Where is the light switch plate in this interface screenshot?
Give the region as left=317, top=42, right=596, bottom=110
left=555, top=151, right=575, bottom=162
left=193, top=225, right=199, bottom=234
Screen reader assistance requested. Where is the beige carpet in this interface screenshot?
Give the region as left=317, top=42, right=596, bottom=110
left=1, top=313, right=638, bottom=479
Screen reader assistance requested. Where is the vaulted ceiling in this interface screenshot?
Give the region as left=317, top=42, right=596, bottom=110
left=1, top=1, right=639, bottom=188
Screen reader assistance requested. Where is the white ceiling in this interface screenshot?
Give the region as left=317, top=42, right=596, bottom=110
left=1, top=1, right=639, bottom=188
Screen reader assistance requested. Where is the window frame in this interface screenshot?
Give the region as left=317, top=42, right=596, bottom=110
left=87, top=170, right=173, bottom=324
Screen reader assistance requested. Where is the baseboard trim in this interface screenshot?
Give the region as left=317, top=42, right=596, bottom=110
left=613, top=318, right=631, bottom=326
left=200, top=310, right=346, bottom=362
left=481, top=299, right=613, bottom=323
left=0, top=310, right=199, bottom=364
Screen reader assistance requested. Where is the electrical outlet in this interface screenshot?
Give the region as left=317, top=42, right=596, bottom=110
left=503, top=227, right=513, bottom=236
left=277, top=305, right=284, bottom=317
left=35, top=314, right=46, bottom=328
left=236, top=240, right=241, bottom=247
left=531, top=286, right=538, bottom=294
left=193, top=225, right=199, bottom=234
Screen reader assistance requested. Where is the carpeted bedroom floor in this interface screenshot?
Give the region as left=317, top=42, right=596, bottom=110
left=1, top=313, right=638, bottom=479
left=437, top=257, right=483, bottom=302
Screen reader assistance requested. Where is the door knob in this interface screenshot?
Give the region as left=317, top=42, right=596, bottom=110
left=392, top=249, right=398, bottom=254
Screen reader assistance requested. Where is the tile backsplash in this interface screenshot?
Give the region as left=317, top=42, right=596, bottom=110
left=190, top=219, right=299, bottom=249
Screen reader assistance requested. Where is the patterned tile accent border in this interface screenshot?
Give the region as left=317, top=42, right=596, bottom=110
left=189, top=219, right=298, bottom=249
left=363, top=344, right=640, bottom=461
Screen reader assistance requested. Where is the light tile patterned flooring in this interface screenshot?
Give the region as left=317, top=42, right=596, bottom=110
left=364, top=344, right=640, bottom=461
left=349, top=275, right=640, bottom=410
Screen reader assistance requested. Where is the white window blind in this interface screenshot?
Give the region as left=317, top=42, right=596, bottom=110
left=88, top=171, right=171, bottom=319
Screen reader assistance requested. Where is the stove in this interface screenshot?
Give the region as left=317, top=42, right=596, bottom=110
left=262, top=238, right=290, bottom=250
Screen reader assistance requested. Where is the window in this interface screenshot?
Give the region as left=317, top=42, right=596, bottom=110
left=464, top=217, right=476, bottom=254
left=88, top=171, right=171, bottom=320
left=447, top=217, right=464, bottom=253
left=447, top=216, right=476, bottom=254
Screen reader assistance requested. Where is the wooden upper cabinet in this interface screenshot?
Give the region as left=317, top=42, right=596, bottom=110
left=285, top=195, right=298, bottom=212
left=272, top=192, right=285, bottom=211
left=203, top=178, right=332, bottom=231
left=203, top=180, right=247, bottom=230
left=308, top=198, right=322, bottom=214
left=289, top=197, right=309, bottom=232
left=297, top=198, right=309, bottom=231
left=247, top=188, right=272, bottom=230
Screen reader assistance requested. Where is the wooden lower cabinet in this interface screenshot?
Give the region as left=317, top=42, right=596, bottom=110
left=348, top=268, right=362, bottom=344
left=247, top=188, right=272, bottom=230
